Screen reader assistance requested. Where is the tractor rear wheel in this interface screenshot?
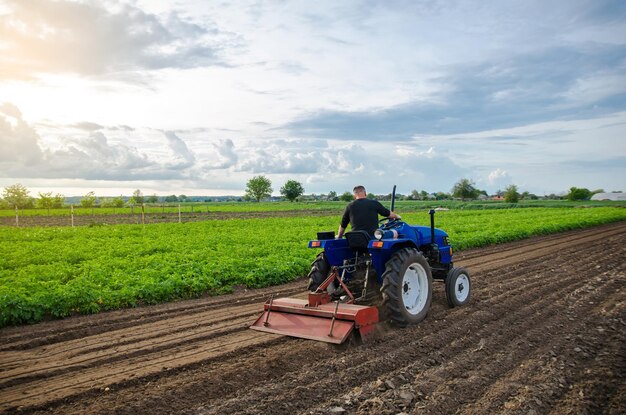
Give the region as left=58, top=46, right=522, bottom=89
left=307, top=252, right=330, bottom=291
left=381, top=248, right=432, bottom=327
left=445, top=267, right=471, bottom=307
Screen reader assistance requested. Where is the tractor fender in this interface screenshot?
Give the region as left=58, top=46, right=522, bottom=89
left=368, top=238, right=418, bottom=280
left=308, top=238, right=352, bottom=267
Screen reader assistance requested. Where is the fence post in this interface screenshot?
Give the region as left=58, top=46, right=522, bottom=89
left=71, top=205, right=75, bottom=227
left=15, top=205, right=18, bottom=227
left=178, top=204, right=182, bottom=223
left=141, top=203, right=145, bottom=225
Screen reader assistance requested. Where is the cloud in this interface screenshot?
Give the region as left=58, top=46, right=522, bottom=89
left=0, top=102, right=44, bottom=165
left=72, top=121, right=104, bottom=131
left=40, top=131, right=160, bottom=180
left=227, top=138, right=467, bottom=193
left=284, top=43, right=626, bottom=141
left=164, top=131, right=196, bottom=168
left=208, top=139, right=238, bottom=169
left=0, top=103, right=194, bottom=180
left=1, top=2, right=625, bottom=196
left=0, top=0, right=231, bottom=81
left=487, top=168, right=511, bottom=188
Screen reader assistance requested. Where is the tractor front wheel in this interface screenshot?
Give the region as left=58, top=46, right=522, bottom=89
left=307, top=252, right=330, bottom=291
left=445, top=267, right=471, bottom=307
left=381, top=248, right=432, bottom=327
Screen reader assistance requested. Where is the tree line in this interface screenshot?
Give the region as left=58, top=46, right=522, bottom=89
left=0, top=178, right=615, bottom=210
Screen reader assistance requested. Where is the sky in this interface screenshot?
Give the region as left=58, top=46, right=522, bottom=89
left=0, top=0, right=625, bottom=197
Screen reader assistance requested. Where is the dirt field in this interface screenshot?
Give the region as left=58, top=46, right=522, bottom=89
left=1, top=222, right=624, bottom=414
left=0, top=209, right=338, bottom=227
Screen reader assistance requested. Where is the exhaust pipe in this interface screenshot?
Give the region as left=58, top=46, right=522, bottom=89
left=390, top=185, right=397, bottom=212
left=428, top=209, right=436, bottom=243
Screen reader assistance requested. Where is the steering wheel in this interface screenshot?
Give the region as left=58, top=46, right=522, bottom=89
left=378, top=217, right=400, bottom=228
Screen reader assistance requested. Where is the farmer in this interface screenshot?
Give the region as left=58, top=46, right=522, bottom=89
left=336, top=185, right=400, bottom=238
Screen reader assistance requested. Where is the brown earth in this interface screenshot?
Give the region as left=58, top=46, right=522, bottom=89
left=0, top=222, right=624, bottom=415
left=0, top=209, right=339, bottom=227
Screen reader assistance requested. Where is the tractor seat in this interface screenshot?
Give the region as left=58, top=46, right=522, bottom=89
left=345, top=230, right=371, bottom=253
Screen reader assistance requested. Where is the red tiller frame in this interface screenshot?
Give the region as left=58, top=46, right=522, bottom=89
left=250, top=268, right=379, bottom=344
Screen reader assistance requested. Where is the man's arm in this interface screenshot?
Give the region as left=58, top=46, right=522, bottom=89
left=337, top=205, right=350, bottom=238
left=336, top=225, right=346, bottom=239
left=376, top=201, right=400, bottom=220
left=388, top=211, right=401, bottom=220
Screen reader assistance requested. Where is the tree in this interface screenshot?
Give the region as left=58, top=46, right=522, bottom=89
left=178, top=194, right=188, bottom=202
left=164, top=195, right=178, bottom=203
left=146, top=194, right=159, bottom=204
left=2, top=183, right=33, bottom=209
left=37, top=192, right=64, bottom=213
left=340, top=191, right=353, bottom=202
left=545, top=193, right=564, bottom=200
left=80, top=191, right=97, bottom=208
left=100, top=197, right=119, bottom=208
left=132, top=189, right=144, bottom=204
left=452, top=179, right=479, bottom=200
left=327, top=190, right=338, bottom=201
left=366, top=193, right=376, bottom=200
left=567, top=187, right=592, bottom=201
left=591, top=188, right=604, bottom=196
left=504, top=184, right=520, bottom=203
left=280, top=180, right=304, bottom=202
left=434, top=192, right=451, bottom=200
left=112, top=196, right=125, bottom=208
left=245, top=175, right=273, bottom=202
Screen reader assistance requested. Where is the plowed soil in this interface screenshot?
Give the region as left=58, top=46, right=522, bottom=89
left=1, top=222, right=624, bottom=415
left=0, top=209, right=338, bottom=227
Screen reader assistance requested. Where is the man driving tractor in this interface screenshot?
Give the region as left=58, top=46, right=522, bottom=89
left=336, top=185, right=401, bottom=238
left=251, top=184, right=471, bottom=344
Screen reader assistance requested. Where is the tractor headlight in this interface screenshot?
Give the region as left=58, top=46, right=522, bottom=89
left=374, top=229, right=399, bottom=240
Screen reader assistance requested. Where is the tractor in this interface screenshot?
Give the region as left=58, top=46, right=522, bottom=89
left=251, top=186, right=471, bottom=344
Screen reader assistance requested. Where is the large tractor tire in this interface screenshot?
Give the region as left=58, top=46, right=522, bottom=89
left=445, top=267, right=471, bottom=307
left=381, top=248, right=432, bottom=327
left=307, top=252, right=330, bottom=291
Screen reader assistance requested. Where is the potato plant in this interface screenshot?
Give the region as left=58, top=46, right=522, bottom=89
left=1, top=207, right=624, bottom=327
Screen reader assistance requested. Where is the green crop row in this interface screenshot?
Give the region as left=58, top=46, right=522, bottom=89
left=0, top=207, right=624, bottom=327
left=0, top=199, right=622, bottom=217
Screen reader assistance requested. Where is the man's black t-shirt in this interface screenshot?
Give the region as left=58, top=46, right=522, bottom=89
left=341, top=198, right=391, bottom=236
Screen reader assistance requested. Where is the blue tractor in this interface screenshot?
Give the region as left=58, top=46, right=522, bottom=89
left=251, top=187, right=471, bottom=344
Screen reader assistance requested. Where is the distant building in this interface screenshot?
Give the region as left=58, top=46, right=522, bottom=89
left=591, top=192, right=626, bottom=201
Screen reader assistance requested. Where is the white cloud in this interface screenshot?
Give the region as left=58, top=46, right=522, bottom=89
left=0, top=103, right=44, bottom=165
left=207, top=139, right=238, bottom=169
left=164, top=131, right=196, bottom=168
left=0, top=0, right=230, bottom=80
left=1, top=1, right=625, bottom=196
left=563, top=72, right=626, bottom=105
left=487, top=168, right=511, bottom=187
left=0, top=102, right=194, bottom=181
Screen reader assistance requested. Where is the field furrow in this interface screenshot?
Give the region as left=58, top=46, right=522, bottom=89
left=0, top=222, right=624, bottom=414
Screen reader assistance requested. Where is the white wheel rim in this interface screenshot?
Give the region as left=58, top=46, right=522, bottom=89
left=402, top=262, right=429, bottom=315
left=454, top=274, right=470, bottom=302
